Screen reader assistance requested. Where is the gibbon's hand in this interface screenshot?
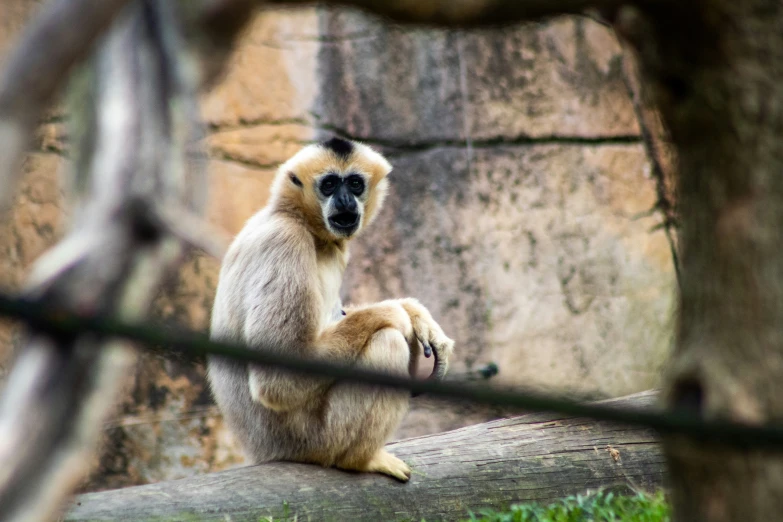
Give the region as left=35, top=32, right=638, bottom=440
left=398, top=298, right=455, bottom=380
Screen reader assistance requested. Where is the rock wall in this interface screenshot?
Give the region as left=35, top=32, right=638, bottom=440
left=318, top=11, right=674, bottom=396
left=0, top=4, right=676, bottom=490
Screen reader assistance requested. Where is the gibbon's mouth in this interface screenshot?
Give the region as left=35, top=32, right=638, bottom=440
left=328, top=211, right=359, bottom=232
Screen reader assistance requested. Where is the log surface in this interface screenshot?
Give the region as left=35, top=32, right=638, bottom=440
left=65, top=391, right=665, bottom=521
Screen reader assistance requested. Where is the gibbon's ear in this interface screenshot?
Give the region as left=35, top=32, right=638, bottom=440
left=289, top=172, right=303, bottom=187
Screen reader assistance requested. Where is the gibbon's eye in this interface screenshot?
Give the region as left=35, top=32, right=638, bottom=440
left=346, top=175, right=364, bottom=195
left=320, top=175, right=339, bottom=196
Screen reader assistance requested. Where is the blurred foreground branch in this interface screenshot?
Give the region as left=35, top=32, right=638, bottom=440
left=0, top=0, right=132, bottom=212
left=0, top=0, right=258, bottom=215
left=0, top=2, right=213, bottom=520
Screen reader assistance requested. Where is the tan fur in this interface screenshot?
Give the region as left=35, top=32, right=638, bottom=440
left=207, top=139, right=454, bottom=481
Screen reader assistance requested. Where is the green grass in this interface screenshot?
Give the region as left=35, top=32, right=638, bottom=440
left=252, top=490, right=669, bottom=522
left=461, top=489, right=670, bottom=522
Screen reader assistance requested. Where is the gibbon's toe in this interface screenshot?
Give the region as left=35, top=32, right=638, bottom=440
left=366, top=450, right=411, bottom=482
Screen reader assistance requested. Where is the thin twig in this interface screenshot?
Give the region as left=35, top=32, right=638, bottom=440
left=619, top=43, right=681, bottom=286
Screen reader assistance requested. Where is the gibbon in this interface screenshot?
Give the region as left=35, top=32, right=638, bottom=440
left=207, top=137, right=455, bottom=481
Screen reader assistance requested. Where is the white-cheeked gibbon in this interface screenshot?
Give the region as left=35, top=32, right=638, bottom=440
left=208, top=137, right=455, bottom=481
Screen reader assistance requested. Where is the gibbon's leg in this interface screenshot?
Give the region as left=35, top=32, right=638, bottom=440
left=325, top=328, right=413, bottom=481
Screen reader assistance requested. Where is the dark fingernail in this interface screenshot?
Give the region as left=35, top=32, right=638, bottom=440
left=424, top=344, right=433, bottom=357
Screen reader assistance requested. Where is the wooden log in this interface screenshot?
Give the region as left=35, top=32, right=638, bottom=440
left=64, top=390, right=665, bottom=522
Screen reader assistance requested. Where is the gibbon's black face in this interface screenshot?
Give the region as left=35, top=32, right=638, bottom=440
left=319, top=172, right=366, bottom=237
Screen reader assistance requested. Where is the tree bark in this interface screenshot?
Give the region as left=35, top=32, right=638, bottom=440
left=609, top=1, right=783, bottom=521
left=63, top=391, right=664, bottom=522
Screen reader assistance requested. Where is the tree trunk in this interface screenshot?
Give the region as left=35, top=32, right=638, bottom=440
left=620, top=1, right=783, bottom=521
left=63, top=391, right=664, bottom=522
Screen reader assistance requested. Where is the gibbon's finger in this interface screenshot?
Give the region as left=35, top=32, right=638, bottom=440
left=416, top=335, right=432, bottom=358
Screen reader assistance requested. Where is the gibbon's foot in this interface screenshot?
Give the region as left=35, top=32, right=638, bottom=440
left=362, top=450, right=412, bottom=482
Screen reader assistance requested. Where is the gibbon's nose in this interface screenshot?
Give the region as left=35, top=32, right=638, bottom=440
left=334, top=184, right=357, bottom=213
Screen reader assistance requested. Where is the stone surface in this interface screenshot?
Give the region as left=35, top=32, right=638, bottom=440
left=346, top=144, right=674, bottom=401
left=207, top=123, right=314, bottom=169
left=200, top=9, right=320, bottom=127
left=0, top=2, right=676, bottom=491
left=205, top=160, right=277, bottom=234
left=315, top=10, right=639, bottom=142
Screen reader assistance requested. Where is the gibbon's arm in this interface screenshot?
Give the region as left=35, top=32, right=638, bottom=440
left=239, top=222, right=325, bottom=412
left=241, top=223, right=414, bottom=412
left=314, top=302, right=414, bottom=360
left=246, top=298, right=416, bottom=411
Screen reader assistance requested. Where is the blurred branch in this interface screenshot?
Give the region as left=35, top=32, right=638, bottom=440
left=0, top=0, right=133, bottom=212
left=0, top=1, right=210, bottom=520
left=154, top=204, right=229, bottom=259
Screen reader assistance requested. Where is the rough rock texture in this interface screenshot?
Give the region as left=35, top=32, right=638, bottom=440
left=316, top=9, right=674, bottom=395
left=315, top=12, right=640, bottom=141
left=0, top=4, right=676, bottom=490
left=346, top=144, right=673, bottom=395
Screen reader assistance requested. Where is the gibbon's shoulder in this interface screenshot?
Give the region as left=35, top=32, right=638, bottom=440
left=223, top=211, right=314, bottom=270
